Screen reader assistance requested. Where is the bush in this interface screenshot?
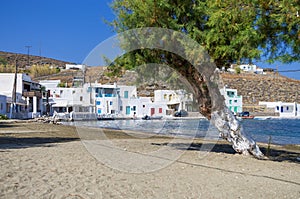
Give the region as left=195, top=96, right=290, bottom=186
left=235, top=67, right=241, bottom=74
left=0, top=114, right=8, bottom=120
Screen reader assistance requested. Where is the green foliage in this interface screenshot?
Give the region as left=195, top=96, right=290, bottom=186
left=0, top=114, right=8, bottom=120
left=57, top=82, right=67, bottom=88
left=0, top=64, right=15, bottom=73
left=29, top=64, right=58, bottom=78
left=110, top=0, right=300, bottom=70
left=0, top=57, right=7, bottom=66
left=235, top=67, right=241, bottom=74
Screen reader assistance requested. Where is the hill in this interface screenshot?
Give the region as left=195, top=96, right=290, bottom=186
left=0, top=51, right=73, bottom=68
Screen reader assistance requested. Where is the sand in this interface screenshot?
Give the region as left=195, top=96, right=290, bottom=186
left=0, top=121, right=299, bottom=198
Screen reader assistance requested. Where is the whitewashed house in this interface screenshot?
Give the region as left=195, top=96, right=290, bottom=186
left=0, top=73, right=42, bottom=119
left=154, top=90, right=193, bottom=115
left=220, top=86, right=243, bottom=114
left=228, top=64, right=264, bottom=74
left=259, top=101, right=300, bottom=117
left=65, top=64, right=86, bottom=71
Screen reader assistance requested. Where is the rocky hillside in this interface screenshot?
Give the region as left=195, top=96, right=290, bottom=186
left=0, top=51, right=73, bottom=68
left=220, top=72, right=300, bottom=105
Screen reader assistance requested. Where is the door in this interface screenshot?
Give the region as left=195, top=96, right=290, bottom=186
left=126, top=106, right=131, bottom=115
left=151, top=108, right=155, bottom=116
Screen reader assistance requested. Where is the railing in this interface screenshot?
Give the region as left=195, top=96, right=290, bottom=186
left=23, top=91, right=42, bottom=98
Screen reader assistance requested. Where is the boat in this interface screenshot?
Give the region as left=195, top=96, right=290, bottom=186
left=142, top=115, right=163, bottom=120
left=97, top=114, right=115, bottom=120
left=241, top=115, right=255, bottom=119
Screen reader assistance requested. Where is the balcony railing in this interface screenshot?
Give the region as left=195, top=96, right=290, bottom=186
left=23, top=91, right=42, bottom=98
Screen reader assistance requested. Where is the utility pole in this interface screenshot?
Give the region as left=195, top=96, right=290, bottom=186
left=25, top=45, right=32, bottom=67
left=10, top=56, right=18, bottom=118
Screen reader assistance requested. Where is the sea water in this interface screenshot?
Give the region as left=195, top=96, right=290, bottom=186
left=71, top=118, right=300, bottom=145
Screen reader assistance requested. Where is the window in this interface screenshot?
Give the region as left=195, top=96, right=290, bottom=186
left=124, top=91, right=129, bottom=98
left=159, top=108, right=162, bottom=113
left=80, top=96, right=83, bottom=101
left=229, top=100, right=232, bottom=104
left=110, top=101, right=113, bottom=105
left=132, top=106, right=136, bottom=111
left=120, top=106, right=123, bottom=111
left=96, top=101, right=101, bottom=105
left=97, top=109, right=102, bottom=114
left=143, top=105, right=145, bottom=108
left=276, top=106, right=279, bottom=111
left=164, top=94, right=167, bottom=100
left=234, top=100, right=237, bottom=103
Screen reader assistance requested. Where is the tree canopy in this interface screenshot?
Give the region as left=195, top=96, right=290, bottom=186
left=110, top=0, right=300, bottom=68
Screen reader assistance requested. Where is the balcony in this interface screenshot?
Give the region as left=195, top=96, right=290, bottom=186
left=23, top=91, right=42, bottom=98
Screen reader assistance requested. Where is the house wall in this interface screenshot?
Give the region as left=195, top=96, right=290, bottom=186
left=0, top=95, right=7, bottom=115
left=259, top=101, right=299, bottom=117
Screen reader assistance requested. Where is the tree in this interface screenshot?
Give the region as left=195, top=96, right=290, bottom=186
left=108, top=0, right=299, bottom=158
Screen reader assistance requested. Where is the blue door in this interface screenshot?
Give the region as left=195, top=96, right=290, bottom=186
left=126, top=106, right=131, bottom=115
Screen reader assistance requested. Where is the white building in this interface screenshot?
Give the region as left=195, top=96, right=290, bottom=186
left=40, top=80, right=94, bottom=115
left=220, top=87, right=243, bottom=114
left=154, top=90, right=193, bottom=115
left=65, top=64, right=86, bottom=71
left=39, top=80, right=197, bottom=119
left=228, top=64, right=264, bottom=74
left=0, top=73, right=42, bottom=119
left=259, top=101, right=300, bottom=117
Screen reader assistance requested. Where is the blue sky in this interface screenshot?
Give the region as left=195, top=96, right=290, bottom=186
left=1, top=0, right=299, bottom=80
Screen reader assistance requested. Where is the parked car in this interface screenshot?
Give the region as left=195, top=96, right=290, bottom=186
left=174, top=110, right=188, bottom=117
left=238, top=111, right=254, bottom=119
left=239, top=111, right=250, bottom=117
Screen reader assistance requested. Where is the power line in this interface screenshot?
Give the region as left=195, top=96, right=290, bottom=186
left=25, top=45, right=32, bottom=67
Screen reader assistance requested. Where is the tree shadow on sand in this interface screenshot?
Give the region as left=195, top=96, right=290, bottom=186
left=151, top=142, right=300, bottom=164
left=0, top=136, right=79, bottom=150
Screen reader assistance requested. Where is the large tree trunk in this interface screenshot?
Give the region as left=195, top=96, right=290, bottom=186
left=175, top=61, right=264, bottom=158
left=165, top=52, right=264, bottom=158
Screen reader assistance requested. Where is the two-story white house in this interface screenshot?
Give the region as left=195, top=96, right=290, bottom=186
left=154, top=90, right=193, bottom=115
left=220, top=86, right=243, bottom=114
left=0, top=73, right=42, bottom=119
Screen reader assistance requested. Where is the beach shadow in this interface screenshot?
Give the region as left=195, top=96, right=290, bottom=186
left=0, top=124, right=16, bottom=128
left=151, top=142, right=300, bottom=163
left=0, top=136, right=79, bottom=150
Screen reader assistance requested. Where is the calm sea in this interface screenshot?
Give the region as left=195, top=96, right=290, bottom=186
left=71, top=118, right=300, bottom=145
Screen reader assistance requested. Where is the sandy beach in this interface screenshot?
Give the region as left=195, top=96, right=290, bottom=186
left=0, top=121, right=299, bottom=198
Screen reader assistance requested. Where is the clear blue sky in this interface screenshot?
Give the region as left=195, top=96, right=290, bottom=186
left=1, top=0, right=299, bottom=80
